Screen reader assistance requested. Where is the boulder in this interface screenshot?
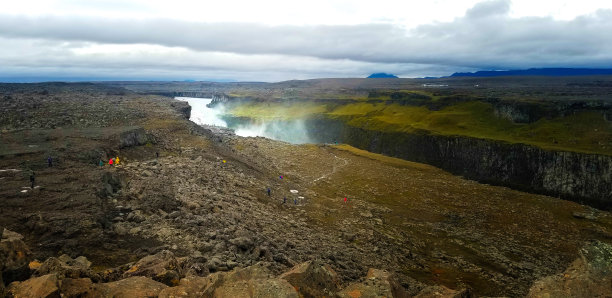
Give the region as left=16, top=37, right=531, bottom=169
left=159, top=263, right=298, bottom=298
left=94, top=276, right=168, bottom=297
left=119, top=127, right=152, bottom=148
left=33, top=255, right=97, bottom=280
left=214, top=278, right=298, bottom=298
left=123, top=250, right=181, bottom=286
left=527, top=240, right=612, bottom=297
left=58, top=278, right=96, bottom=297
left=280, top=260, right=340, bottom=297
left=415, top=285, right=471, bottom=298
left=338, top=269, right=409, bottom=298
left=1, top=229, right=33, bottom=284
left=7, top=274, right=59, bottom=298
left=158, top=276, right=212, bottom=298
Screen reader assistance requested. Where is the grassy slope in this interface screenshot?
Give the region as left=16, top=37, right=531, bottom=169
left=223, top=93, right=612, bottom=155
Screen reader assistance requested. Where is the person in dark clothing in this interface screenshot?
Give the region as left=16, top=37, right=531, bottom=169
left=283, top=197, right=286, bottom=204
left=47, top=156, right=52, bottom=167
left=30, top=172, right=35, bottom=188
left=267, top=188, right=271, bottom=196
left=156, top=152, right=159, bottom=158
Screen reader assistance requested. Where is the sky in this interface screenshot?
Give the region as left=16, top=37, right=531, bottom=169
left=1, top=0, right=612, bottom=82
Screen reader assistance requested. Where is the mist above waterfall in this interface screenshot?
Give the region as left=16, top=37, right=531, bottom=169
left=233, top=119, right=313, bottom=144
left=176, top=97, right=227, bottom=127
left=176, top=97, right=314, bottom=144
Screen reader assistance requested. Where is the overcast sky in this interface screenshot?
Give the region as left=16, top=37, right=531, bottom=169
left=1, top=0, right=612, bottom=82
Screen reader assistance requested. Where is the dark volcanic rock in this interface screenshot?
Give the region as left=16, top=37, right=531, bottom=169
left=1, top=229, right=33, bottom=285
left=123, top=250, right=182, bottom=286
left=33, top=254, right=97, bottom=281
left=280, top=260, right=341, bottom=297
left=119, top=127, right=153, bottom=148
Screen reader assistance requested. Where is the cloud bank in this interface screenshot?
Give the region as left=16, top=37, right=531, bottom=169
left=1, top=0, right=612, bottom=81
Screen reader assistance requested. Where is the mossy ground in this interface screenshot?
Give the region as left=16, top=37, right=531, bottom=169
left=229, top=138, right=612, bottom=296
left=222, top=94, right=612, bottom=155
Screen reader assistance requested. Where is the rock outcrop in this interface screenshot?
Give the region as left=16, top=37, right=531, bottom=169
left=123, top=250, right=182, bottom=286
left=338, top=269, right=409, bottom=298
left=527, top=240, right=612, bottom=297
left=301, top=117, right=612, bottom=209
left=1, top=229, right=33, bottom=285
left=280, top=260, right=341, bottom=297
left=7, top=274, right=60, bottom=298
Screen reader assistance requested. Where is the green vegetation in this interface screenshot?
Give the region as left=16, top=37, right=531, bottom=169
left=222, top=91, right=612, bottom=155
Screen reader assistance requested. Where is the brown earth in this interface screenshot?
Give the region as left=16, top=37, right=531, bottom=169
left=1, top=83, right=611, bottom=297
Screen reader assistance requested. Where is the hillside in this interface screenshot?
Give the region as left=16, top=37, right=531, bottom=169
left=2, top=83, right=611, bottom=296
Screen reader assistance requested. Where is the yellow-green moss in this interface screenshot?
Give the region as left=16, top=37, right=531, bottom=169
left=223, top=98, right=612, bottom=155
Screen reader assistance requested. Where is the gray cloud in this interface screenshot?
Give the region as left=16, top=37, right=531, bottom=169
left=1, top=0, right=611, bottom=81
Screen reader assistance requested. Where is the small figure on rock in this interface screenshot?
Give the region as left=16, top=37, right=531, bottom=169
left=47, top=156, right=52, bottom=167
left=156, top=151, right=159, bottom=158
left=109, top=158, right=114, bottom=166
left=99, top=159, right=104, bottom=167
left=267, top=188, right=271, bottom=196
left=115, top=156, right=120, bottom=165
left=294, top=198, right=297, bottom=205
left=283, top=197, right=286, bottom=204
left=344, top=197, right=348, bottom=203
left=29, top=171, right=35, bottom=188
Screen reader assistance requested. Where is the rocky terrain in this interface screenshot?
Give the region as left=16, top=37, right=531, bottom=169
left=1, top=83, right=612, bottom=297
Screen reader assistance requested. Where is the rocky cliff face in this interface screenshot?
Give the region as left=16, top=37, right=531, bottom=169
left=335, top=122, right=612, bottom=209
left=223, top=114, right=612, bottom=209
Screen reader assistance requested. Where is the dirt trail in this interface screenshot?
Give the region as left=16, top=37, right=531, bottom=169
left=312, top=149, right=349, bottom=183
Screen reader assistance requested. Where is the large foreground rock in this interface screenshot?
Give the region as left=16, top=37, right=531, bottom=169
left=95, top=276, right=168, bottom=297
left=338, top=268, right=409, bottom=298
left=1, top=229, right=33, bottom=284
left=527, top=240, right=612, bottom=297
left=123, top=250, right=181, bottom=286
left=159, top=262, right=297, bottom=298
left=7, top=274, right=59, bottom=298
left=33, top=254, right=97, bottom=280
left=414, top=285, right=471, bottom=298
left=280, top=260, right=340, bottom=297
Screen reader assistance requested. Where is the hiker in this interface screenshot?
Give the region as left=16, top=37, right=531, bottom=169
left=30, top=172, right=35, bottom=188
left=115, top=156, right=120, bottom=165
left=47, top=156, right=52, bottom=167
left=283, top=197, right=286, bottom=204
left=109, top=158, right=114, bottom=166
left=344, top=197, right=348, bottom=203
left=156, top=152, right=159, bottom=158
left=294, top=198, right=298, bottom=205
left=99, top=159, right=104, bottom=167
left=267, top=188, right=271, bottom=196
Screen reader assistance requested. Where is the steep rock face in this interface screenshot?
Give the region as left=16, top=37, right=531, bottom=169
left=338, top=124, right=612, bottom=209
left=220, top=115, right=612, bottom=208
left=170, top=100, right=192, bottom=119
left=118, top=127, right=153, bottom=148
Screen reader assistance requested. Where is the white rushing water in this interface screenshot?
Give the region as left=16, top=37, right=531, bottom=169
left=175, top=97, right=227, bottom=127
left=176, top=96, right=314, bottom=144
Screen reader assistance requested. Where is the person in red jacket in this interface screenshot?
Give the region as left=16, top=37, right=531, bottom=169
left=109, top=158, right=114, bottom=166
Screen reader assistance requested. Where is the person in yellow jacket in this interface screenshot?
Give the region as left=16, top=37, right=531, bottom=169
left=115, top=156, right=120, bottom=165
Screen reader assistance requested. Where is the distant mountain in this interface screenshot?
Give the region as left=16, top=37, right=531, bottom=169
left=367, top=73, right=398, bottom=78
left=451, top=68, right=612, bottom=77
